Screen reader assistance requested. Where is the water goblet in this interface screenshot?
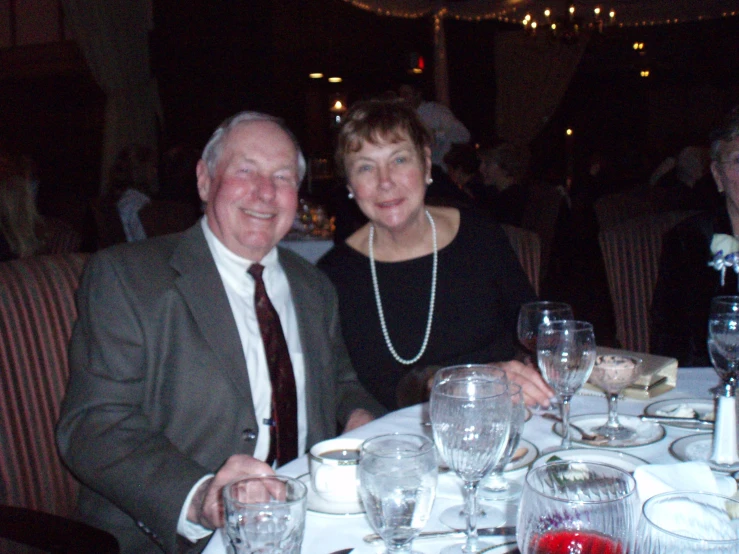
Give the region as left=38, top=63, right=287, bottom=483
left=537, top=320, right=596, bottom=450
left=430, top=364, right=513, bottom=554
left=708, top=296, right=739, bottom=466
left=480, top=382, right=526, bottom=502
left=517, top=301, right=574, bottom=358
left=358, top=433, right=438, bottom=554
left=517, top=461, right=639, bottom=554
left=435, top=364, right=509, bottom=530
left=223, top=474, right=307, bottom=554
left=588, top=355, right=643, bottom=441
left=637, top=491, right=739, bottom=553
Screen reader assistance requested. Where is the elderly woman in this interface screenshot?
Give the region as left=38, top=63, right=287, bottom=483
left=318, top=99, right=553, bottom=411
left=651, top=105, right=739, bottom=366
left=478, top=141, right=531, bottom=225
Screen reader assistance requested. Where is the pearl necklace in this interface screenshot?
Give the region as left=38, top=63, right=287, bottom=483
left=369, top=210, right=437, bottom=365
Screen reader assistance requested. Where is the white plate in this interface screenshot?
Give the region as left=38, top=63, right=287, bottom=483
left=669, top=434, right=739, bottom=473
left=297, top=474, right=365, bottom=516
left=504, top=438, right=538, bottom=472
left=645, top=398, right=715, bottom=429
left=531, top=448, right=649, bottom=473
left=552, top=413, right=665, bottom=448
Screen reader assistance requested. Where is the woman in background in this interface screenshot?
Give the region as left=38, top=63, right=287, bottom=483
left=318, top=98, right=552, bottom=411
left=0, top=152, right=46, bottom=261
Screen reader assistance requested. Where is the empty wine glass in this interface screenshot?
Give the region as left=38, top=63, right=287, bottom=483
left=588, top=355, right=643, bottom=441
left=358, top=433, right=437, bottom=554
left=480, top=382, right=526, bottom=502
left=537, top=320, right=596, bottom=450
left=707, top=296, right=739, bottom=466
left=430, top=364, right=512, bottom=554
left=436, top=364, right=509, bottom=530
left=517, top=461, right=639, bottom=554
left=638, top=491, right=739, bottom=553
left=518, top=301, right=574, bottom=358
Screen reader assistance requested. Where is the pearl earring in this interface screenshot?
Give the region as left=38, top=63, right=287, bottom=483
left=427, top=178, right=434, bottom=185
left=348, top=191, right=355, bottom=199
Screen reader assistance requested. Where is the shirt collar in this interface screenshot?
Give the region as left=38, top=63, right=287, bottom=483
left=201, top=216, right=279, bottom=290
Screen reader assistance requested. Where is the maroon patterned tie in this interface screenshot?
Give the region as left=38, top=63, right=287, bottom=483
left=248, top=263, right=298, bottom=466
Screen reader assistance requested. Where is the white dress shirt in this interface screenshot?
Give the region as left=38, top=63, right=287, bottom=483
left=178, top=217, right=307, bottom=540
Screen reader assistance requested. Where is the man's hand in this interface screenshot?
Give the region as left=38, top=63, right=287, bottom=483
left=187, top=454, right=273, bottom=529
left=343, top=408, right=374, bottom=432
left=497, top=359, right=555, bottom=408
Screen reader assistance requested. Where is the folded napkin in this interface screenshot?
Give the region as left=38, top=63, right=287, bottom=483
left=633, top=461, right=737, bottom=507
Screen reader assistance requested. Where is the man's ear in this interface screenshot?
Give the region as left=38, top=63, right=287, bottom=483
left=196, top=159, right=211, bottom=202
left=711, top=161, right=725, bottom=194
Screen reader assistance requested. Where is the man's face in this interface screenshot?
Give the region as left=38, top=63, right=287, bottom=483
left=197, top=120, right=300, bottom=261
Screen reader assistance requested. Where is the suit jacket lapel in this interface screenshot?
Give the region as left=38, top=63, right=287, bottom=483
left=170, top=224, right=255, bottom=407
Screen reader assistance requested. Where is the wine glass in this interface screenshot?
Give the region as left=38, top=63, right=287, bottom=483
left=637, top=491, right=739, bottom=553
left=480, top=382, right=526, bottom=502
left=436, top=364, right=509, bottom=530
left=517, top=461, right=639, bottom=554
left=588, top=355, right=643, bottom=441
left=518, top=301, right=573, bottom=414
left=430, top=364, right=512, bottom=554
left=358, top=433, right=438, bottom=554
left=517, top=301, right=574, bottom=359
left=707, top=296, right=739, bottom=466
left=537, top=320, right=596, bottom=450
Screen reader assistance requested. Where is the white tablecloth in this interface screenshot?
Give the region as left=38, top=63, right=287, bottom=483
left=279, top=239, right=334, bottom=264
left=204, top=367, right=720, bottom=554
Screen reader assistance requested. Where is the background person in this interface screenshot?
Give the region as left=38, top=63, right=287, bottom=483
left=317, top=98, right=553, bottom=411
left=57, top=112, right=384, bottom=553
left=651, top=105, right=739, bottom=366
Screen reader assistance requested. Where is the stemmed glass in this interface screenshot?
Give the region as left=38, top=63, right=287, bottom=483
left=537, top=320, right=596, bottom=450
left=480, top=383, right=526, bottom=502
left=637, top=491, right=739, bottom=553
left=358, top=433, right=438, bottom=554
left=517, top=301, right=574, bottom=359
left=436, top=364, right=509, bottom=530
left=430, top=365, right=512, bottom=554
left=588, top=355, right=643, bottom=441
left=707, top=296, right=739, bottom=466
left=518, top=301, right=574, bottom=414
left=517, top=461, right=639, bottom=554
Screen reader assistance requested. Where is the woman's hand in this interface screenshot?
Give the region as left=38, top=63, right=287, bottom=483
left=497, top=359, right=555, bottom=408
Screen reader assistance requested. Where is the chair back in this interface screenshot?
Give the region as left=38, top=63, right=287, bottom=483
left=598, top=211, right=697, bottom=352
left=521, top=184, right=565, bottom=281
left=42, top=217, right=82, bottom=254
left=594, top=190, right=655, bottom=231
left=0, top=253, right=88, bottom=518
left=501, top=224, right=541, bottom=296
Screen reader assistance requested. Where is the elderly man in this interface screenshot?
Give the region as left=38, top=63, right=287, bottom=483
left=57, top=112, right=385, bottom=553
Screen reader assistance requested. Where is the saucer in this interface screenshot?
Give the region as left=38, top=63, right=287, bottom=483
left=297, top=474, right=364, bottom=516
left=503, top=439, right=538, bottom=472
left=645, top=398, right=715, bottom=430
left=553, top=413, right=665, bottom=448
left=532, top=448, right=648, bottom=473
left=669, top=434, right=739, bottom=473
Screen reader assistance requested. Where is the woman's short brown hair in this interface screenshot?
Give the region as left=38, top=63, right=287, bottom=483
left=335, top=98, right=432, bottom=178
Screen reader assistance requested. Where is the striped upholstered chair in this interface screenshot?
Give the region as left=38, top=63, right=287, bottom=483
left=502, top=224, right=542, bottom=296
left=598, top=210, right=698, bottom=353
left=0, top=253, right=119, bottom=552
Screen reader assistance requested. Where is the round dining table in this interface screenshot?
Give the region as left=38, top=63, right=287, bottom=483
left=203, top=367, right=721, bottom=554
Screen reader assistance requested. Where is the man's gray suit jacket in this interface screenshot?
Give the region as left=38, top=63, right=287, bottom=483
left=56, top=222, right=385, bottom=553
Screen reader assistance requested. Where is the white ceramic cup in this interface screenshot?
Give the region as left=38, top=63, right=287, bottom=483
left=308, top=437, right=363, bottom=505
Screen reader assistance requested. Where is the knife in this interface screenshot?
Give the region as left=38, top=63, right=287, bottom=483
left=363, top=525, right=516, bottom=544
left=640, top=414, right=714, bottom=427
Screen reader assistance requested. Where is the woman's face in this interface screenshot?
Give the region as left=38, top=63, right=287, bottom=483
left=479, top=156, right=504, bottom=187
left=713, top=136, right=739, bottom=215
left=345, top=133, right=431, bottom=233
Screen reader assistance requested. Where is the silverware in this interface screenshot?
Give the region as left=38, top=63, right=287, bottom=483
left=363, top=525, right=516, bottom=544
left=328, top=549, right=354, bottom=554
left=640, top=414, right=714, bottom=427
left=540, top=413, right=608, bottom=443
